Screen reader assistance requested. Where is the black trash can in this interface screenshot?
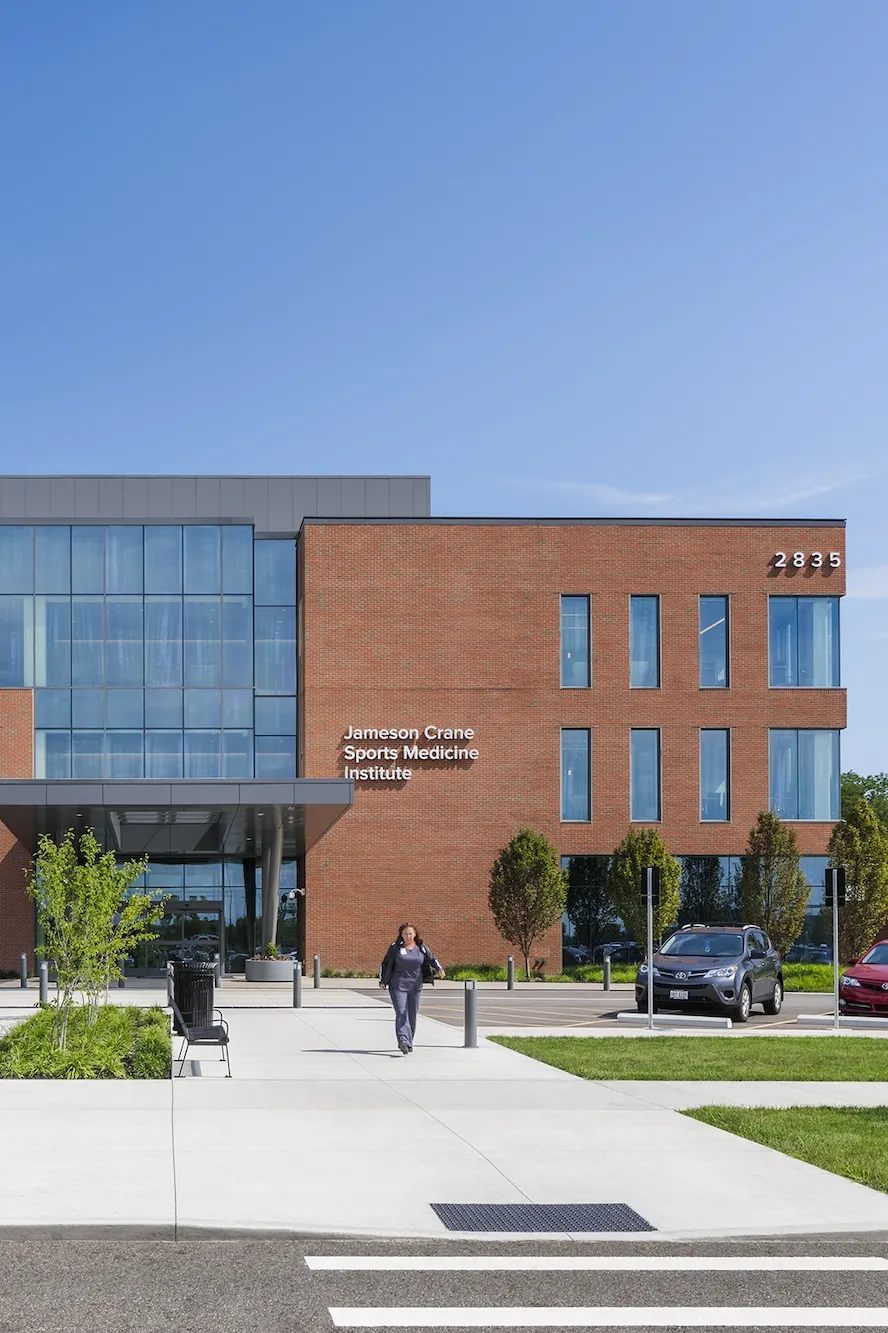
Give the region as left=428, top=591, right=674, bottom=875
left=172, top=960, right=215, bottom=1034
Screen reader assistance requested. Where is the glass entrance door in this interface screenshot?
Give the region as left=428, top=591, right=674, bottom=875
left=131, top=906, right=224, bottom=976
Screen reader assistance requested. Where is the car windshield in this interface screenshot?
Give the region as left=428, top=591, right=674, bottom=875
left=860, top=944, right=888, bottom=966
left=660, top=932, right=744, bottom=958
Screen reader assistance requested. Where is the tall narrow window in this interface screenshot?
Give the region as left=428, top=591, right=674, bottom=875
left=630, top=596, right=659, bottom=687
left=561, top=729, right=591, bottom=821
left=560, top=595, right=590, bottom=687
left=769, top=729, right=840, bottom=820
left=769, top=597, right=840, bottom=687
left=630, top=729, right=661, bottom=820
left=699, top=596, right=728, bottom=688
left=700, top=729, right=730, bottom=821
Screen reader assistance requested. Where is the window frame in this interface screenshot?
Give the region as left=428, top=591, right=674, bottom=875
left=768, top=727, right=841, bottom=822
left=630, top=727, right=662, bottom=822
left=560, top=727, right=592, bottom=823
left=768, top=595, right=841, bottom=689
left=699, top=727, right=731, bottom=823
left=629, top=595, right=660, bottom=689
left=559, top=594, right=591, bottom=689
left=698, top=594, right=730, bottom=689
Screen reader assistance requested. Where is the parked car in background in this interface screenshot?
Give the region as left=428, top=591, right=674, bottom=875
left=562, top=945, right=591, bottom=966
left=635, top=923, right=783, bottom=1023
left=839, top=940, right=888, bottom=1014
left=594, top=941, right=643, bottom=964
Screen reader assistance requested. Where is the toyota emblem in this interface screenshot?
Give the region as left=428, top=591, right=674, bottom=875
left=676, top=972, right=688, bottom=981
left=881, top=983, right=888, bottom=991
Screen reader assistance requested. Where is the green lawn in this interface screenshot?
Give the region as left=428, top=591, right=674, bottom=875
left=489, top=1034, right=888, bottom=1081
left=685, top=1106, right=888, bottom=1193
left=445, top=962, right=836, bottom=990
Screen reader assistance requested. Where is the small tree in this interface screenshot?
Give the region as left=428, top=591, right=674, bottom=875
left=841, top=771, right=888, bottom=827
left=828, top=798, right=888, bottom=961
left=25, top=828, right=163, bottom=1048
left=608, top=828, right=681, bottom=945
left=488, top=828, right=566, bottom=978
left=680, top=856, right=735, bottom=925
left=564, top=855, right=615, bottom=952
left=736, top=812, right=809, bottom=957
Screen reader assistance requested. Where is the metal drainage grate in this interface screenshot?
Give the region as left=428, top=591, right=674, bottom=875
left=430, top=1203, right=655, bottom=1233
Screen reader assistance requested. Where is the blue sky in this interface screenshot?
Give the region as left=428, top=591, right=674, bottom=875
left=1, top=1, right=886, bottom=771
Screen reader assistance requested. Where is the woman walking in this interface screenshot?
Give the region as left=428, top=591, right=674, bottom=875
left=379, top=923, right=445, bottom=1054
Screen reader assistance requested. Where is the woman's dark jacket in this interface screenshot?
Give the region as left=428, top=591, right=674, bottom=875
left=379, top=941, right=442, bottom=987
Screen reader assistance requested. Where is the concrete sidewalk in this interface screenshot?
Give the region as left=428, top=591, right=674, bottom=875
left=0, top=985, right=887, bottom=1241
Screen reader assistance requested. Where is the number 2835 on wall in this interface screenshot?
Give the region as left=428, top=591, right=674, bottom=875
left=773, top=552, right=841, bottom=568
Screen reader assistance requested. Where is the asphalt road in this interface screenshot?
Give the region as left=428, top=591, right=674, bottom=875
left=1, top=1236, right=887, bottom=1331
left=365, top=986, right=835, bottom=1031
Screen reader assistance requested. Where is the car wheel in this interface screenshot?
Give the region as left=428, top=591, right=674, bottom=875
left=763, top=978, right=783, bottom=1016
left=636, top=1000, right=656, bottom=1014
left=732, top=982, right=752, bottom=1023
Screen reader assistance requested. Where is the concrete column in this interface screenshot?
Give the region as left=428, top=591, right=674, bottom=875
left=260, top=823, right=284, bottom=950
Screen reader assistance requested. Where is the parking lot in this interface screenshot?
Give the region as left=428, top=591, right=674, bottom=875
left=364, top=984, right=835, bottom=1030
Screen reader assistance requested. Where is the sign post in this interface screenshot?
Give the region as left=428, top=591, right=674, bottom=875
left=642, top=867, right=660, bottom=1033
left=825, top=867, right=846, bottom=1034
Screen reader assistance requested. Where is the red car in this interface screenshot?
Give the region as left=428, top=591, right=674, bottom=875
left=839, top=939, right=888, bottom=1013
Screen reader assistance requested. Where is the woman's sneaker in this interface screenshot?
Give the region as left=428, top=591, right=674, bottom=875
left=398, top=1042, right=409, bottom=1054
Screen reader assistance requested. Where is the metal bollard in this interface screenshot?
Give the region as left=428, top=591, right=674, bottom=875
left=507, top=956, right=515, bottom=991
left=118, top=976, right=126, bottom=989
left=293, top=961, right=303, bottom=1008
left=213, top=952, right=221, bottom=987
left=603, top=956, right=611, bottom=992
left=39, top=961, right=48, bottom=1005
left=313, top=953, right=321, bottom=989
left=166, top=962, right=174, bottom=1008
left=20, top=953, right=27, bottom=988
left=464, top=979, right=478, bottom=1048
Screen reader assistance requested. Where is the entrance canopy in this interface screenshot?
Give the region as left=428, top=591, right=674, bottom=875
left=0, top=778, right=353, bottom=859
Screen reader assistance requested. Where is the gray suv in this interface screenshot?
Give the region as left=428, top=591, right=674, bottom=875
left=634, top=924, right=783, bottom=1023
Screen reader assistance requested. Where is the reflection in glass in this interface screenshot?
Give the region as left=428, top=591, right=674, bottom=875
left=36, top=731, right=73, bottom=778
left=105, top=597, right=143, bottom=686
left=222, top=526, right=253, bottom=594
left=72, top=689, right=104, bottom=728
left=630, top=596, right=659, bottom=687
left=145, top=730, right=184, bottom=778
left=700, top=729, right=730, bottom=821
left=106, top=730, right=144, bottom=778
left=630, top=729, right=661, bottom=821
left=255, top=696, right=297, bottom=735
left=34, top=596, right=71, bottom=686
left=184, top=526, right=221, bottom=594
left=222, top=596, right=253, bottom=687
left=0, top=596, right=33, bottom=686
left=71, top=597, right=103, bottom=686
left=144, top=688, right=183, bottom=728
left=106, top=689, right=143, bottom=729
left=255, top=606, right=296, bottom=693
left=144, top=597, right=183, bottom=686
left=71, top=527, right=104, bottom=593
left=222, top=689, right=253, bottom=728
left=769, top=597, right=839, bottom=687
left=560, top=596, right=590, bottom=688
left=105, top=527, right=143, bottom=594
left=35, top=527, right=71, bottom=593
left=185, top=729, right=222, bottom=778
left=769, top=729, right=840, bottom=821
left=255, top=735, right=297, bottom=779
left=144, top=527, right=183, bottom=594
left=184, top=689, right=222, bottom=728
left=223, top=729, right=252, bottom=778
left=72, top=730, right=103, bottom=778
left=35, top=689, right=71, bottom=728
left=254, top=540, right=296, bottom=605
left=699, top=596, right=728, bottom=688
left=0, top=528, right=33, bottom=593
left=184, top=597, right=222, bottom=687
left=560, top=729, right=591, bottom=821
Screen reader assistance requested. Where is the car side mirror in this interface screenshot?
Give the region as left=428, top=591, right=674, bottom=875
left=750, top=949, right=765, bottom=960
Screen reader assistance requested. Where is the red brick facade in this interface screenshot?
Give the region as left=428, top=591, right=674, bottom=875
left=0, top=690, right=34, bottom=972
left=300, top=521, right=846, bottom=973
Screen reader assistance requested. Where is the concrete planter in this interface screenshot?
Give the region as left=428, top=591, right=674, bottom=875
left=245, top=959, right=295, bottom=983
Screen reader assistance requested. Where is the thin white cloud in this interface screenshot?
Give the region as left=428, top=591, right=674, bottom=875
left=506, top=477, right=673, bottom=506
left=682, top=465, right=884, bottom=516
left=846, top=567, right=888, bottom=599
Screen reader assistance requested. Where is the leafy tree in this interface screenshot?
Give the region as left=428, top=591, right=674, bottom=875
left=828, top=798, right=888, bottom=961
left=735, top=812, right=809, bottom=957
left=25, top=828, right=163, bottom=1048
left=680, top=856, right=736, bottom=925
left=607, top=828, right=681, bottom=945
left=841, top=772, right=888, bottom=828
left=564, top=856, right=615, bottom=951
left=488, top=828, right=567, bottom=978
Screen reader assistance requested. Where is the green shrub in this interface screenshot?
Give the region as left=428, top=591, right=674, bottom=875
left=321, top=968, right=376, bottom=979
left=0, top=1004, right=170, bottom=1079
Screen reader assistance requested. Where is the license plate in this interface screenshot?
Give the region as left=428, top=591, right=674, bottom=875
left=670, top=989, right=689, bottom=1000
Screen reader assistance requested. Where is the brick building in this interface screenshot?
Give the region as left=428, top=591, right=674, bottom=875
left=0, top=475, right=845, bottom=975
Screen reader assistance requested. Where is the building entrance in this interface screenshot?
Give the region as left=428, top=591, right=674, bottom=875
left=127, top=903, right=224, bottom=977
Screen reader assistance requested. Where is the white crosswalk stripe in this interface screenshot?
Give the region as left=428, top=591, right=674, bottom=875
left=327, top=1310, right=888, bottom=1328
left=308, top=1254, right=888, bottom=1271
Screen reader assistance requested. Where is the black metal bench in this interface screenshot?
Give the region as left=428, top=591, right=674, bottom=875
left=170, top=998, right=231, bottom=1078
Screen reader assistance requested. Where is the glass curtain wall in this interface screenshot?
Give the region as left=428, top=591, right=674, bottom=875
left=0, top=525, right=298, bottom=780
left=769, top=729, right=840, bottom=820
